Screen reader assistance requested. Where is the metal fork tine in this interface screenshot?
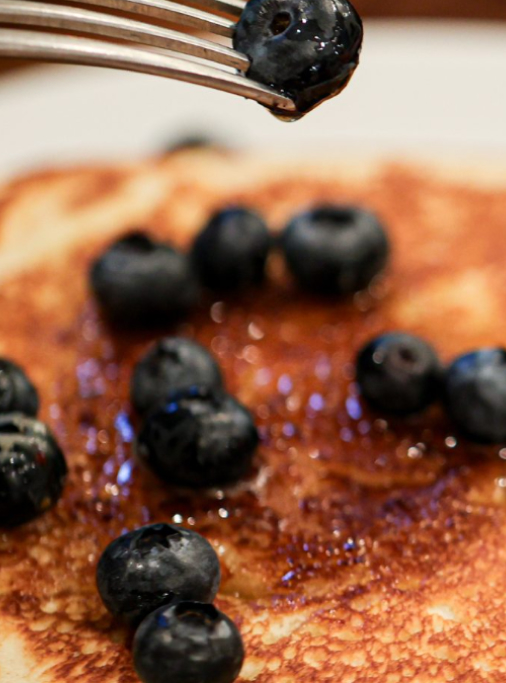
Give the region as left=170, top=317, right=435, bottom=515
left=178, top=0, right=245, bottom=19
left=0, top=0, right=249, bottom=70
left=0, top=29, right=297, bottom=112
left=47, top=0, right=237, bottom=37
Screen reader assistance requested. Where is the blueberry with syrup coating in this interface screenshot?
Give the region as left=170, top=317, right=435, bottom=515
left=90, top=231, right=199, bottom=328
left=233, top=0, right=363, bottom=113
left=96, top=523, right=221, bottom=625
left=356, top=333, right=442, bottom=415
left=444, top=348, right=506, bottom=443
left=281, top=205, right=389, bottom=294
left=0, top=359, right=39, bottom=417
left=0, top=414, right=67, bottom=527
left=191, top=208, right=271, bottom=291
left=136, top=387, right=259, bottom=488
left=131, top=337, right=223, bottom=417
left=133, top=601, right=244, bottom=683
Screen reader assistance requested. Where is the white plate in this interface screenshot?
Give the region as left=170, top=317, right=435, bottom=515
left=0, top=19, right=506, bottom=181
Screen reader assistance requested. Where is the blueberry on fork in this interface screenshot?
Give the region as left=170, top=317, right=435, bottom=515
left=233, top=0, right=363, bottom=114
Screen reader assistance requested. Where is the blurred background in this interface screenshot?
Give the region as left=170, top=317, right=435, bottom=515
left=361, top=0, right=506, bottom=19
left=1, top=0, right=506, bottom=179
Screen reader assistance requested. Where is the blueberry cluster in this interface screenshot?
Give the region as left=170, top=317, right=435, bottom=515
left=89, top=213, right=272, bottom=329
left=356, top=333, right=506, bottom=444
left=109, top=339, right=250, bottom=683
left=131, top=338, right=259, bottom=488
left=90, top=204, right=390, bottom=329
left=0, top=361, right=67, bottom=528
left=97, top=523, right=244, bottom=683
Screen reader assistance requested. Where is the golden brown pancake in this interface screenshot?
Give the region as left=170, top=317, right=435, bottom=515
left=1, top=150, right=506, bottom=683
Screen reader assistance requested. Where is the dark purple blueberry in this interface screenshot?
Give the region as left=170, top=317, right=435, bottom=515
left=356, top=333, right=442, bottom=415
left=233, top=0, right=363, bottom=113
left=90, top=231, right=199, bottom=328
left=192, top=208, right=271, bottom=292
left=136, top=387, right=259, bottom=488
left=96, top=523, right=221, bottom=625
left=281, top=205, right=389, bottom=294
left=444, top=348, right=506, bottom=443
left=133, top=601, right=244, bottom=683
left=131, top=337, right=223, bottom=417
left=0, top=359, right=39, bottom=417
left=0, top=414, right=67, bottom=527
left=163, top=133, right=228, bottom=154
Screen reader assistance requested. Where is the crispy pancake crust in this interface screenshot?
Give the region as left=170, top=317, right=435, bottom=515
left=1, top=151, right=506, bottom=682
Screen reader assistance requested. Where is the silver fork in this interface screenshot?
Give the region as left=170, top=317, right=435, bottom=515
left=0, top=0, right=297, bottom=114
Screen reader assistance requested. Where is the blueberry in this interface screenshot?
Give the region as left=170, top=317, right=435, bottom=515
left=0, top=414, right=67, bottom=527
left=90, top=231, right=199, bottom=328
left=191, top=208, right=271, bottom=291
left=96, top=523, right=221, bottom=625
left=131, top=338, right=223, bottom=417
left=444, top=348, right=506, bottom=443
left=356, top=333, right=442, bottom=415
left=136, top=387, right=259, bottom=488
left=133, top=601, right=244, bottom=683
left=280, top=205, right=389, bottom=295
left=233, top=0, right=363, bottom=113
left=164, top=133, right=227, bottom=154
left=0, top=359, right=39, bottom=417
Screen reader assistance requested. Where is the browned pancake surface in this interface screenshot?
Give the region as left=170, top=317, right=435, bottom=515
left=1, top=153, right=506, bottom=682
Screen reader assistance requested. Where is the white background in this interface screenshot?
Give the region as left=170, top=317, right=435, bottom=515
left=0, top=20, right=505, bottom=180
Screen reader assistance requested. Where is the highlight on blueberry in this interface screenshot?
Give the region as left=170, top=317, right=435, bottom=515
left=96, top=523, right=221, bottom=625
left=131, top=337, right=223, bottom=417
left=90, top=231, right=199, bottom=328
left=233, top=0, right=363, bottom=113
left=444, top=348, right=506, bottom=443
left=191, top=207, right=271, bottom=292
left=133, top=601, right=244, bottom=683
left=280, top=205, right=389, bottom=295
left=356, top=333, right=442, bottom=416
left=0, top=358, right=39, bottom=417
left=136, top=387, right=259, bottom=488
left=0, top=413, right=67, bottom=527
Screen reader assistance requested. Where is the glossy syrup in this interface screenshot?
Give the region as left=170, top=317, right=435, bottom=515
left=1, top=165, right=506, bottom=682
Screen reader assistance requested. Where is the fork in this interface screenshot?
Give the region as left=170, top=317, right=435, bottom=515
left=0, top=0, right=297, bottom=114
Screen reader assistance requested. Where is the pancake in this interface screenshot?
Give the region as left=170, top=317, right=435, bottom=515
left=1, top=150, right=506, bottom=683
